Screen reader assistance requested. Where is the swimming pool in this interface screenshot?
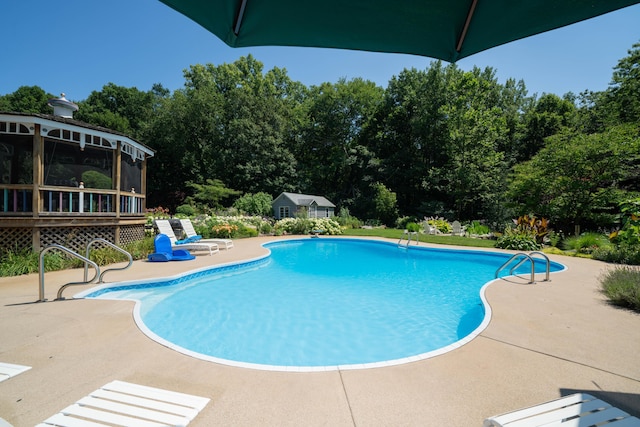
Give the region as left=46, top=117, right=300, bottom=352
left=80, top=238, right=564, bottom=371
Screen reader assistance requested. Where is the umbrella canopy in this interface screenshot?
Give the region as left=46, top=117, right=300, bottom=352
left=158, top=0, right=640, bottom=62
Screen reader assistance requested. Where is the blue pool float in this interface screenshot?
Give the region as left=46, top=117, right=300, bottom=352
left=148, top=234, right=195, bottom=262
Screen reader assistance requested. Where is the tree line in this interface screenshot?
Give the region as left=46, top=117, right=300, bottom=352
left=2, top=42, right=639, bottom=234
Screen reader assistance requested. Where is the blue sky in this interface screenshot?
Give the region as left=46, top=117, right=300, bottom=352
left=1, top=0, right=639, bottom=102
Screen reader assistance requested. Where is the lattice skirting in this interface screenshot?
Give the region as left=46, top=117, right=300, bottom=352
left=39, top=226, right=117, bottom=253
left=0, top=227, right=32, bottom=253
left=119, top=224, right=145, bottom=246
left=0, top=225, right=145, bottom=253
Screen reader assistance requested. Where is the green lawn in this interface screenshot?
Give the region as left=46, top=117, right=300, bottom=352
left=342, top=228, right=496, bottom=248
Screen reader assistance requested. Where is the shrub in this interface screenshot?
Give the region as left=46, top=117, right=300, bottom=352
left=406, top=222, right=420, bottom=232
left=0, top=236, right=156, bottom=277
left=396, top=216, right=418, bottom=230
left=123, top=236, right=156, bottom=260
left=610, top=197, right=640, bottom=247
left=562, top=232, right=611, bottom=254
left=260, top=222, right=273, bottom=235
left=372, top=182, right=399, bottom=227
left=426, top=217, right=452, bottom=234
left=0, top=245, right=83, bottom=276
left=495, top=228, right=541, bottom=251
left=336, top=208, right=362, bottom=229
left=547, top=230, right=563, bottom=247
left=466, top=220, right=490, bottom=236
left=87, top=246, right=130, bottom=266
left=83, top=237, right=156, bottom=267
left=211, top=223, right=239, bottom=238
left=600, top=265, right=640, bottom=312
left=592, top=244, right=640, bottom=265
left=0, top=248, right=44, bottom=276
left=598, top=198, right=640, bottom=265
left=176, top=204, right=196, bottom=216
left=185, top=215, right=273, bottom=238
left=145, top=206, right=170, bottom=225
left=233, top=192, right=273, bottom=217
left=275, top=217, right=310, bottom=234
left=513, top=215, right=550, bottom=244
left=274, top=217, right=342, bottom=235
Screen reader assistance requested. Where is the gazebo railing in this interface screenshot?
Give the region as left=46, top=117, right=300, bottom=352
left=0, top=185, right=146, bottom=215
left=1, top=185, right=32, bottom=213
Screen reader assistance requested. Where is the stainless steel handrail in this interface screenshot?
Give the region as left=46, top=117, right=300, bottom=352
left=398, top=230, right=419, bottom=247
left=84, top=238, right=133, bottom=283
left=495, top=252, right=535, bottom=284
left=529, top=251, right=551, bottom=282
left=38, top=244, right=100, bottom=302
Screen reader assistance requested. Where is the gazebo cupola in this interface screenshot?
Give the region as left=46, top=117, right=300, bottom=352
left=48, top=93, right=79, bottom=119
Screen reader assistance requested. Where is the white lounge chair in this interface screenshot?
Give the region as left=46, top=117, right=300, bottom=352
left=38, top=380, right=210, bottom=427
left=154, top=220, right=219, bottom=256
left=0, top=362, right=31, bottom=383
left=179, top=218, right=234, bottom=250
left=484, top=393, right=640, bottom=426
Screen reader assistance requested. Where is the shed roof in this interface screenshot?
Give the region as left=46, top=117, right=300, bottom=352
left=280, top=192, right=336, bottom=208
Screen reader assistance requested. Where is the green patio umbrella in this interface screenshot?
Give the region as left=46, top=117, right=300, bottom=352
left=158, top=0, right=640, bottom=62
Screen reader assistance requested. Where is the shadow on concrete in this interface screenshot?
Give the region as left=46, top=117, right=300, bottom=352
left=560, top=388, right=640, bottom=418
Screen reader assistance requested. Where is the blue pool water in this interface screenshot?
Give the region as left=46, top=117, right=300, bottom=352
left=83, top=239, right=564, bottom=371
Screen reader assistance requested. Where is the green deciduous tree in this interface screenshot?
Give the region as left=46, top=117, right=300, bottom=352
left=518, top=93, right=576, bottom=162
left=606, top=41, right=640, bottom=125
left=508, top=124, right=640, bottom=232
left=185, top=179, right=240, bottom=212
left=368, top=63, right=451, bottom=216
left=432, top=67, right=509, bottom=221
left=181, top=56, right=300, bottom=195
left=145, top=55, right=304, bottom=209
left=77, top=83, right=163, bottom=138
left=0, top=86, right=54, bottom=113
left=296, top=78, right=383, bottom=213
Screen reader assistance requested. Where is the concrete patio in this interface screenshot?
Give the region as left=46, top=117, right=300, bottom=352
left=1, top=236, right=638, bottom=426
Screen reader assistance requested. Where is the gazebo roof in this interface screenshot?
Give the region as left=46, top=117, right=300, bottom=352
left=0, top=111, right=155, bottom=159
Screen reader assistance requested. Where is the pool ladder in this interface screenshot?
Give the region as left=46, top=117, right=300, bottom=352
left=38, top=238, right=133, bottom=302
left=398, top=230, right=419, bottom=248
left=494, top=251, right=551, bottom=284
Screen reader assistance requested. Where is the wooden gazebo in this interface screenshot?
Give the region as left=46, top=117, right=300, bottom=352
left=0, top=97, right=155, bottom=254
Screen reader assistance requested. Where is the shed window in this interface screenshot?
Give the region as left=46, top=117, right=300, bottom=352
left=279, top=206, right=289, bottom=218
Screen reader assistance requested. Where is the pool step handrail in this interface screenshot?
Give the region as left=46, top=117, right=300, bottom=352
left=506, top=251, right=551, bottom=282
left=529, top=251, right=551, bottom=282
left=398, top=230, right=419, bottom=248
left=84, top=238, right=133, bottom=283
left=494, top=251, right=551, bottom=284
left=495, top=252, right=535, bottom=284
left=38, top=244, right=100, bottom=302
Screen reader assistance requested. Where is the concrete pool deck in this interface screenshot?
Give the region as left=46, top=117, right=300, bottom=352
left=0, top=236, right=638, bottom=426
